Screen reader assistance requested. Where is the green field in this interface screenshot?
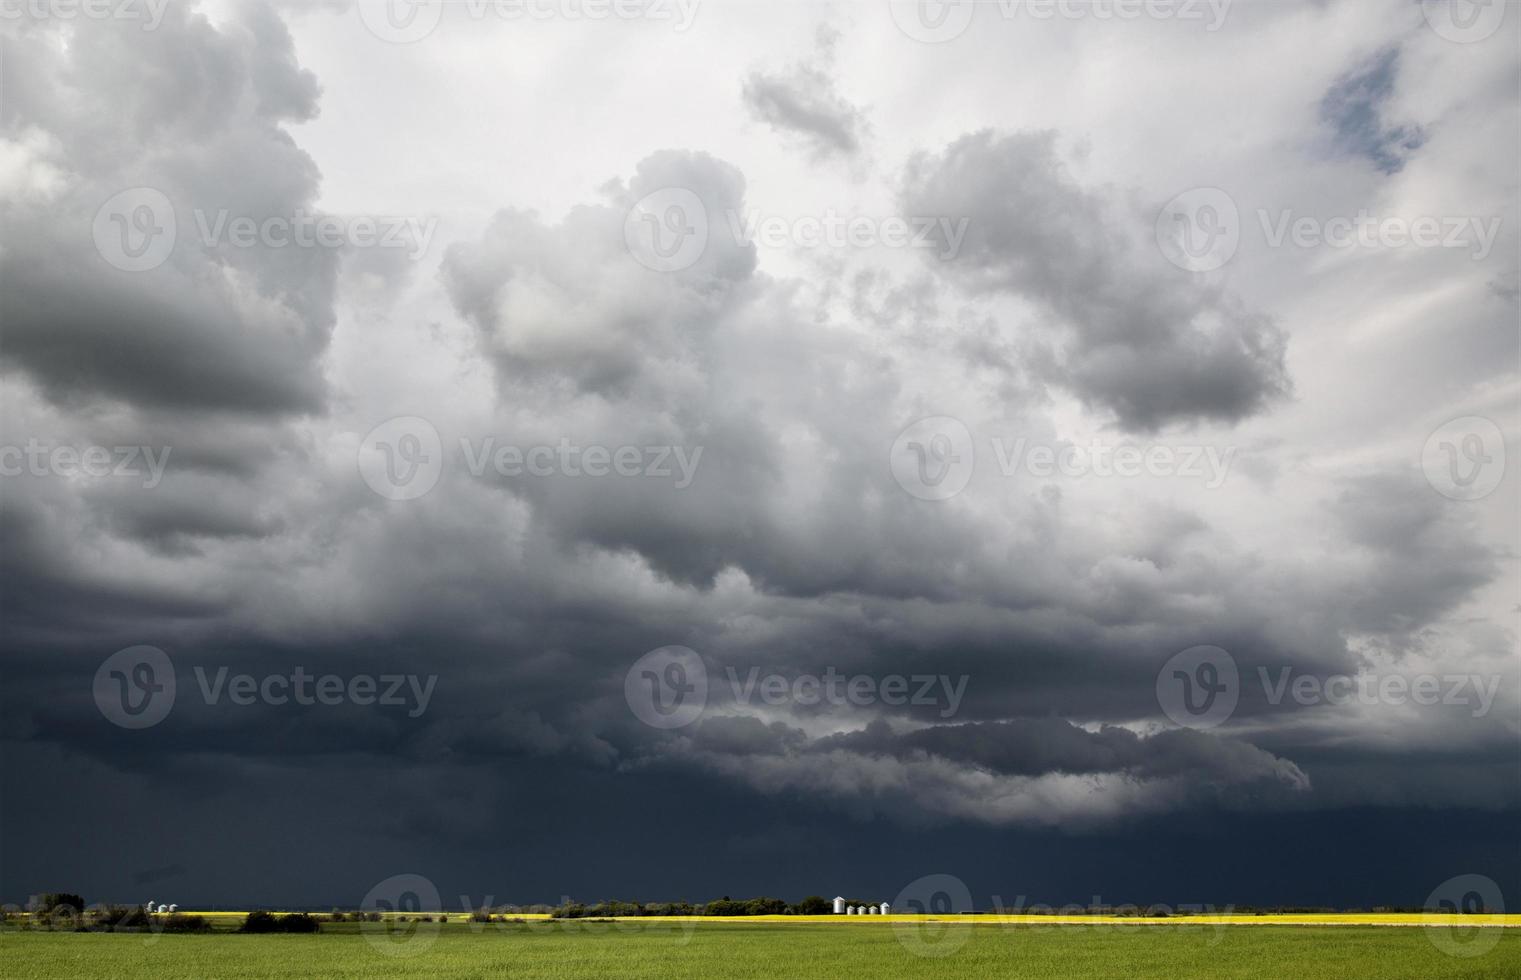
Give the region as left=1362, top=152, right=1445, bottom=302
left=4, top=921, right=1519, bottom=979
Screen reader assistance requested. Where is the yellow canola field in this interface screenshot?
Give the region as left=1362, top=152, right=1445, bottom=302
left=94, top=911, right=1521, bottom=927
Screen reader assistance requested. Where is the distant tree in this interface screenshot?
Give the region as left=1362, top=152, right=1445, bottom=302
left=792, top=896, right=831, bottom=915
left=276, top=913, right=320, bottom=933
left=240, top=911, right=321, bottom=934
left=31, top=894, right=84, bottom=915
left=160, top=914, right=211, bottom=933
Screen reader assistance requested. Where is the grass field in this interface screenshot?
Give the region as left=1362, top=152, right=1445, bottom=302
left=4, top=920, right=1519, bottom=979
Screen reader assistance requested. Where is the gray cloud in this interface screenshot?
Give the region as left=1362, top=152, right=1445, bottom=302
left=0, top=3, right=334, bottom=416
left=902, top=130, right=1291, bottom=431
left=742, top=27, right=867, bottom=161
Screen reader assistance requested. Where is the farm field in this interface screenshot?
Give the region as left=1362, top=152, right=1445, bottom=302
left=4, top=920, right=1519, bottom=979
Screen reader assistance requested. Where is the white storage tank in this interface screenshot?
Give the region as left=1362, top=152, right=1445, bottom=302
left=833, top=896, right=846, bottom=914
left=879, top=902, right=890, bottom=914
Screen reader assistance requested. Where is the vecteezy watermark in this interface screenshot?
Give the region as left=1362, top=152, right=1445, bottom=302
left=1157, top=646, right=1504, bottom=729
left=1259, top=668, right=1500, bottom=718
left=356, top=0, right=702, bottom=44
left=1420, top=0, right=1507, bottom=44
left=892, top=873, right=974, bottom=958
left=622, top=188, right=970, bottom=273
left=1155, top=188, right=1239, bottom=272
left=889, top=417, right=1238, bottom=501
left=460, top=438, right=703, bottom=488
left=1157, top=188, right=1505, bottom=272
left=1155, top=645, right=1239, bottom=729
left=192, top=209, right=437, bottom=260
left=193, top=666, right=437, bottom=718
left=1257, top=210, right=1501, bottom=261
left=1422, top=415, right=1506, bottom=501
left=358, top=417, right=445, bottom=501
left=357, top=416, right=705, bottom=500
left=888, top=416, right=976, bottom=502
left=625, top=646, right=708, bottom=729
left=93, top=646, right=438, bottom=729
left=0, top=440, right=171, bottom=489
left=725, top=667, right=969, bottom=719
left=987, top=896, right=1234, bottom=945
left=361, top=874, right=443, bottom=957
left=991, top=437, right=1234, bottom=487
left=1425, top=874, right=1505, bottom=957
left=0, top=0, right=170, bottom=29
left=91, top=188, right=438, bottom=272
left=94, top=645, right=177, bottom=729
left=92, top=188, right=176, bottom=273
left=723, top=210, right=969, bottom=261
left=887, top=0, right=1232, bottom=44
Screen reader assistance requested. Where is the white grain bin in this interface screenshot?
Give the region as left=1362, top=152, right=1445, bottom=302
left=833, top=896, right=846, bottom=914
left=868, top=906, right=878, bottom=915
left=879, top=902, right=890, bottom=914
left=846, top=905, right=856, bottom=915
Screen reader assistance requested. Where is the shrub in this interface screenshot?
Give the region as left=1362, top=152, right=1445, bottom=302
left=93, top=905, right=152, bottom=931
left=31, top=894, right=84, bottom=915
left=240, top=911, right=321, bottom=934
left=160, top=914, right=211, bottom=933
left=276, top=913, right=320, bottom=933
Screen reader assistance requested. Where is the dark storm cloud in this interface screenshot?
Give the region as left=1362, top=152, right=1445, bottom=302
left=1, top=1, right=1515, bottom=911
left=741, top=27, right=867, bottom=161
left=1320, top=46, right=1426, bottom=175
left=1328, top=472, right=1497, bottom=634
left=901, top=130, right=1291, bottom=431
left=0, top=2, right=335, bottom=416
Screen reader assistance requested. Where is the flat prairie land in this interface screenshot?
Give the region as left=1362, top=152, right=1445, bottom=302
left=4, top=919, right=1520, bottom=979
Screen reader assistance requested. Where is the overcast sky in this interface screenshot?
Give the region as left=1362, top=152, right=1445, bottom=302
left=1, top=0, right=1517, bottom=911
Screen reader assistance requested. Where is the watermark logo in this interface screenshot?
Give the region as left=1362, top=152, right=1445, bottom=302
left=1156, top=645, right=1238, bottom=729
left=725, top=210, right=968, bottom=260
left=624, top=187, right=709, bottom=272
left=94, top=645, right=176, bottom=729
left=93, top=187, right=437, bottom=272
left=192, top=209, right=437, bottom=260
left=890, top=417, right=975, bottom=501
left=193, top=666, right=436, bottom=718
left=1425, top=874, right=1504, bottom=957
left=358, top=416, right=444, bottom=501
left=460, top=438, right=703, bottom=488
left=357, top=0, right=445, bottom=42
left=625, top=645, right=707, bottom=729
left=93, top=187, right=176, bottom=272
left=1422, top=416, right=1505, bottom=501
left=1260, top=668, right=1499, bottom=718
left=1421, top=0, right=1506, bottom=43
left=892, top=873, right=973, bottom=957
left=361, top=873, right=442, bottom=957
left=0, top=0, right=170, bottom=30
left=0, top=440, right=171, bottom=489
left=888, top=1, right=976, bottom=43
left=358, top=0, right=700, bottom=41
left=725, top=667, right=969, bottom=718
left=1258, top=210, right=1500, bottom=261
left=1156, top=188, right=1239, bottom=272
